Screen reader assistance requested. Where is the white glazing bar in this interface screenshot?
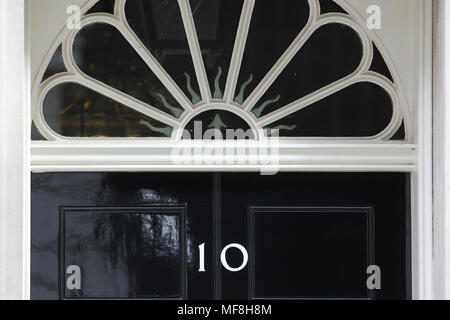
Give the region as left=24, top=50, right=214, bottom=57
left=178, top=0, right=212, bottom=103
left=223, top=0, right=255, bottom=103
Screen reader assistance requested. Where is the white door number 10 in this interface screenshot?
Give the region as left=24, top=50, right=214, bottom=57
left=198, top=243, right=248, bottom=272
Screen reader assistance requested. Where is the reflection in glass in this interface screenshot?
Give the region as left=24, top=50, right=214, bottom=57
left=265, top=82, right=393, bottom=137
left=126, top=0, right=202, bottom=104
left=234, top=0, right=310, bottom=104
left=253, top=23, right=363, bottom=118
left=74, top=23, right=185, bottom=117
left=190, top=0, right=244, bottom=99
left=43, top=83, right=173, bottom=137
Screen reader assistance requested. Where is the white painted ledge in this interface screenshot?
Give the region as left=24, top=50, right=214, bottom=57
left=31, top=142, right=416, bottom=172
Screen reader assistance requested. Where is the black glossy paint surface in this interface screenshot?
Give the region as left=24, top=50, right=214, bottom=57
left=32, top=173, right=213, bottom=300
left=32, top=172, right=410, bottom=300
left=249, top=207, right=373, bottom=299
left=62, top=208, right=185, bottom=299
left=221, top=173, right=410, bottom=300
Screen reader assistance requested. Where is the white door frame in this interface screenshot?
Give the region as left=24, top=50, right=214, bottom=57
left=0, top=0, right=30, bottom=300
left=432, top=0, right=450, bottom=300
left=0, top=0, right=441, bottom=300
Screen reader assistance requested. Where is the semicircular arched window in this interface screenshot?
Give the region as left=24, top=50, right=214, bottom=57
left=32, top=0, right=409, bottom=142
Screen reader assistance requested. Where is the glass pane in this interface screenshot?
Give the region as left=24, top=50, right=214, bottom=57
left=42, top=45, right=66, bottom=82
left=63, top=210, right=182, bottom=299
left=318, top=0, right=348, bottom=14
left=43, top=83, right=173, bottom=137
left=125, top=0, right=202, bottom=104
left=234, top=0, right=310, bottom=104
left=190, top=0, right=244, bottom=99
left=370, top=45, right=394, bottom=82
left=73, top=23, right=184, bottom=118
left=31, top=122, right=46, bottom=140
left=265, top=82, right=393, bottom=137
left=184, top=110, right=253, bottom=139
left=86, top=0, right=116, bottom=15
left=391, top=121, right=405, bottom=140
left=252, top=23, right=363, bottom=118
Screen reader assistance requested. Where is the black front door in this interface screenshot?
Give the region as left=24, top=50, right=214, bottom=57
left=31, top=172, right=410, bottom=300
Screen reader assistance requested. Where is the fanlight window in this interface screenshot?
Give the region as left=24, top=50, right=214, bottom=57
left=32, top=0, right=408, bottom=141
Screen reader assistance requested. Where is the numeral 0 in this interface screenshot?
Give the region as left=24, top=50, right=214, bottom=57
left=198, top=243, right=249, bottom=272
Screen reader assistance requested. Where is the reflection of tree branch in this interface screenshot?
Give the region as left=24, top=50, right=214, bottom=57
left=155, top=0, right=169, bottom=14
left=137, top=0, right=152, bottom=47
left=192, top=0, right=204, bottom=16
left=160, top=1, right=177, bottom=39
